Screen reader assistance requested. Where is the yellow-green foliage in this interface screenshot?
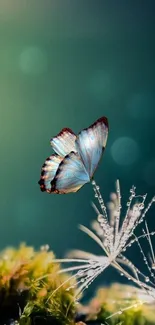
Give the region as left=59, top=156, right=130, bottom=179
left=0, top=244, right=76, bottom=325
left=84, top=283, right=155, bottom=325
left=1, top=245, right=155, bottom=325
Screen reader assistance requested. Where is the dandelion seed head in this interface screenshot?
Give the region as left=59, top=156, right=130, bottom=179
left=51, top=178, right=155, bottom=321
left=54, top=180, right=154, bottom=304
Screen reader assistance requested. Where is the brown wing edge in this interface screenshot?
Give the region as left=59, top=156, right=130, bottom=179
left=79, top=116, right=109, bottom=134
left=38, top=154, right=60, bottom=193
left=50, top=127, right=76, bottom=144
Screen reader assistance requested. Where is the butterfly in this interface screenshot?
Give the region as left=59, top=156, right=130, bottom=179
left=38, top=116, right=109, bottom=194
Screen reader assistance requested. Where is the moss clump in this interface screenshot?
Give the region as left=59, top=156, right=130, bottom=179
left=77, top=283, right=155, bottom=325
left=1, top=245, right=155, bottom=325
left=0, top=244, right=76, bottom=325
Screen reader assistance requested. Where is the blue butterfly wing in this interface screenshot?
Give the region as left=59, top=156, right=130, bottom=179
left=38, top=154, right=63, bottom=192
left=75, top=117, right=108, bottom=178
left=50, top=152, right=90, bottom=194
left=50, top=128, right=77, bottom=156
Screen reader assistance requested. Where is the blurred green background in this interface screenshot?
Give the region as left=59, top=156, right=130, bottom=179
left=0, top=0, right=155, bottom=292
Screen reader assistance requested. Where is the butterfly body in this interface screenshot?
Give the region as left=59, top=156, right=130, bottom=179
left=38, top=117, right=108, bottom=194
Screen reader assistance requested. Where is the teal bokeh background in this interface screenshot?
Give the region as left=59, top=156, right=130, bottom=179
left=0, top=0, right=155, bottom=290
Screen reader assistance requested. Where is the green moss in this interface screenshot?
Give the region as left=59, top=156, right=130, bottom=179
left=84, top=283, right=155, bottom=325
left=1, top=245, right=155, bottom=325
left=0, top=244, right=76, bottom=325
